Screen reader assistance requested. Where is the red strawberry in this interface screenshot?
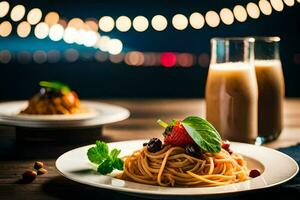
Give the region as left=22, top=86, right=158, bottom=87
left=158, top=120, right=195, bottom=147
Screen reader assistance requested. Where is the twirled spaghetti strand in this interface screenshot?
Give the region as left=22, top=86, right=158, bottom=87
left=117, top=145, right=249, bottom=187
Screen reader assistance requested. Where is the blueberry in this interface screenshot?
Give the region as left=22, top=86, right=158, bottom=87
left=186, top=144, right=203, bottom=158
left=249, top=169, right=261, bottom=178
left=146, top=138, right=162, bottom=153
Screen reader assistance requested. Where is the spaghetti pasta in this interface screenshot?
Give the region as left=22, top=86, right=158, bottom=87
left=117, top=145, right=249, bottom=187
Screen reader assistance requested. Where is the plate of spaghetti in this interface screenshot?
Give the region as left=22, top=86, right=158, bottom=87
left=0, top=81, right=130, bottom=128
left=56, top=116, right=298, bottom=197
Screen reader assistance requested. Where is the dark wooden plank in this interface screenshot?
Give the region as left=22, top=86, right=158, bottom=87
left=0, top=98, right=300, bottom=199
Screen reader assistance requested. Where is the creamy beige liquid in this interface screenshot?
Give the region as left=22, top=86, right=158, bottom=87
left=255, top=60, right=284, bottom=140
left=205, top=63, right=258, bottom=143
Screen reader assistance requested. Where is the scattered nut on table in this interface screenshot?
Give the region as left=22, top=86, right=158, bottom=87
left=22, top=170, right=37, bottom=182
left=37, top=168, right=48, bottom=175
left=34, top=161, right=44, bottom=170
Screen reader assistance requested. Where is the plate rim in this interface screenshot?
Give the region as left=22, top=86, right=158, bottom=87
left=55, top=140, right=299, bottom=196
left=0, top=100, right=130, bottom=128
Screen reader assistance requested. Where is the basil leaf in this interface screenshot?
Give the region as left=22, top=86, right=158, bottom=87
left=113, top=158, right=124, bottom=170
left=97, top=159, right=114, bottom=174
left=87, top=140, right=124, bottom=175
left=182, top=116, right=221, bottom=153
left=87, top=141, right=109, bottom=164
left=110, top=149, right=121, bottom=159
left=39, top=81, right=71, bottom=94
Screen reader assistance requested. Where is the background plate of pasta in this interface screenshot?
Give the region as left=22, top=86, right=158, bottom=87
left=56, top=116, right=298, bottom=197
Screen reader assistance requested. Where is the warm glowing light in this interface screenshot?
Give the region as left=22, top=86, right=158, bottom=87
left=259, top=0, right=273, bottom=15
left=17, top=51, right=31, bottom=64
left=97, top=36, right=110, bottom=52
left=233, top=5, right=248, bottom=22
left=172, top=14, right=188, bottom=30
left=47, top=50, right=61, bottom=63
left=220, top=8, right=234, bottom=25
left=0, top=1, right=9, bottom=18
left=116, top=16, right=131, bottom=32
left=95, top=51, right=108, bottom=62
left=0, top=21, right=12, bottom=37
left=33, top=50, right=47, bottom=64
left=161, top=52, right=176, bottom=67
left=34, top=22, right=49, bottom=39
left=99, top=16, right=114, bottom=32
left=45, top=12, right=59, bottom=26
left=205, top=11, right=220, bottom=27
left=198, top=53, right=210, bottom=67
left=68, top=18, right=84, bottom=29
left=109, top=54, right=124, bottom=63
left=49, top=24, right=64, bottom=41
left=246, top=3, right=261, bottom=19
left=0, top=50, right=11, bottom=64
left=17, top=21, right=31, bottom=38
left=189, top=12, right=205, bottom=29
left=177, top=53, right=194, bottom=67
left=108, top=39, right=123, bottom=55
left=63, top=27, right=77, bottom=44
left=85, top=19, right=98, bottom=32
left=143, top=53, right=159, bottom=66
left=125, top=51, right=144, bottom=66
left=283, top=0, right=295, bottom=6
left=58, top=19, right=67, bottom=28
left=27, top=8, right=42, bottom=25
left=10, top=5, right=25, bottom=22
left=64, top=49, right=79, bottom=62
left=83, top=30, right=98, bottom=47
left=133, top=16, right=149, bottom=32
left=270, top=0, right=284, bottom=11
left=151, top=15, right=167, bottom=31
left=74, top=29, right=86, bottom=45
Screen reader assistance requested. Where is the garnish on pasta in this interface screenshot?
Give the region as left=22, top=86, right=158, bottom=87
left=20, top=81, right=87, bottom=115
left=88, top=116, right=261, bottom=187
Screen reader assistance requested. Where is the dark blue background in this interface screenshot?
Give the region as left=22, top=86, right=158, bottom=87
left=0, top=0, right=299, bottom=99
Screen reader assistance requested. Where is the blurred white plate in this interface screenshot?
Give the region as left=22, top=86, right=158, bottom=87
left=0, top=101, right=130, bottom=128
left=0, top=101, right=98, bottom=121
left=56, top=140, right=298, bottom=198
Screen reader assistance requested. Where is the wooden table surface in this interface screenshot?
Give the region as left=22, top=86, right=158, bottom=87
left=0, top=99, right=300, bottom=200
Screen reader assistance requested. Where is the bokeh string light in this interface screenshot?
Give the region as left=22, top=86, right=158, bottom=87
left=151, top=15, right=168, bottom=31
left=259, top=0, right=273, bottom=15
left=27, top=8, right=42, bottom=25
left=10, top=4, right=25, bottom=22
left=116, top=16, right=131, bottom=32
left=34, top=22, right=49, bottom=39
left=0, top=21, right=12, bottom=37
left=0, top=1, right=9, bottom=18
left=133, top=16, right=149, bottom=32
left=99, top=16, right=114, bottom=32
left=270, top=0, right=284, bottom=11
left=0, top=0, right=299, bottom=67
left=205, top=11, right=220, bottom=27
left=17, top=21, right=31, bottom=38
left=189, top=12, right=205, bottom=29
left=172, top=14, right=188, bottom=30
left=233, top=5, right=248, bottom=22
left=220, top=8, right=234, bottom=25
left=246, top=3, right=261, bottom=19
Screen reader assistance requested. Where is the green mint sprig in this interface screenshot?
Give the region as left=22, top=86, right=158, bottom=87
left=87, top=141, right=123, bottom=175
left=157, top=116, right=222, bottom=153
left=39, top=81, right=71, bottom=94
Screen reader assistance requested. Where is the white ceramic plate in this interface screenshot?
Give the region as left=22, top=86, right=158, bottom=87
left=56, top=140, right=299, bottom=198
left=0, top=101, right=130, bottom=128
left=0, top=101, right=98, bottom=121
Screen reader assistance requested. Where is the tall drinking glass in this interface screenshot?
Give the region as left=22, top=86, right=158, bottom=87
left=205, top=38, right=258, bottom=143
left=254, top=37, right=285, bottom=144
